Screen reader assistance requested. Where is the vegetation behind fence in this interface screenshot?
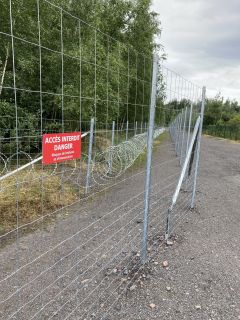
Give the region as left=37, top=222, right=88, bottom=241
left=204, top=124, right=240, bottom=141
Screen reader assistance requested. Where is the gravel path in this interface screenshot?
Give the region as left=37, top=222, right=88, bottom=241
left=107, top=136, right=240, bottom=320
left=0, top=135, right=239, bottom=320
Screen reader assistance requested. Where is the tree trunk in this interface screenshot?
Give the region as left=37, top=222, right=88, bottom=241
left=0, top=45, right=9, bottom=96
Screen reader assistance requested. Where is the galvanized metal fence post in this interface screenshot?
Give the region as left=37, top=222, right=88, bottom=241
left=178, top=109, right=184, bottom=157
left=173, top=117, right=177, bottom=151
left=174, top=117, right=178, bottom=143
left=180, top=107, right=187, bottom=166
left=141, top=54, right=158, bottom=264
left=176, top=112, right=182, bottom=156
left=135, top=121, right=137, bottom=135
left=166, top=116, right=201, bottom=240
left=176, top=116, right=180, bottom=145
left=184, top=104, right=193, bottom=185
left=186, top=103, right=193, bottom=155
left=172, top=118, right=177, bottom=145
left=85, top=117, right=94, bottom=194
left=191, top=87, right=206, bottom=208
left=109, top=120, right=115, bottom=175
left=126, top=120, right=129, bottom=141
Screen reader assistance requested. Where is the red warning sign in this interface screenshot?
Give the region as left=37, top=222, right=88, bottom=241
left=42, top=132, right=81, bottom=165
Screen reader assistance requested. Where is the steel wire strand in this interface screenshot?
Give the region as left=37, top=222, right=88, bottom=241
left=65, top=205, right=169, bottom=320
left=44, top=197, right=172, bottom=320
left=0, top=130, right=165, bottom=240
left=0, top=175, right=176, bottom=299
left=96, top=196, right=196, bottom=320
left=82, top=213, right=169, bottom=320
left=1, top=173, right=177, bottom=295
left=12, top=189, right=174, bottom=319
left=170, top=184, right=203, bottom=236
left=7, top=205, right=145, bottom=320
left=63, top=234, right=144, bottom=320
left=0, top=187, right=148, bottom=285
left=0, top=160, right=178, bottom=243
left=45, top=225, right=146, bottom=320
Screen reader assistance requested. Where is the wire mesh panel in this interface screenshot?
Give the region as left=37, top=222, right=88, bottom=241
left=0, top=1, right=205, bottom=319
left=159, top=66, right=204, bottom=242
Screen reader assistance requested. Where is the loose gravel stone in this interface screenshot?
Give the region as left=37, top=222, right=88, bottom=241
left=162, top=260, right=169, bottom=268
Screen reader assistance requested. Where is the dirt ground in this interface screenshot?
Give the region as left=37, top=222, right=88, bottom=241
left=0, top=135, right=239, bottom=320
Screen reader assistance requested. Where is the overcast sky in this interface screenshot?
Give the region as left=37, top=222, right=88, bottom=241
left=152, top=0, right=240, bottom=102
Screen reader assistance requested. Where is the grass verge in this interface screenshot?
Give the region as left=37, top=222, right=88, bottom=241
left=0, top=130, right=168, bottom=241
left=0, top=170, right=78, bottom=237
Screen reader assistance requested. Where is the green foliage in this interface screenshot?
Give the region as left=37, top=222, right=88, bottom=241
left=204, top=94, right=240, bottom=126
left=0, top=100, right=39, bottom=154
left=203, top=94, right=240, bottom=140
left=227, top=114, right=240, bottom=125
left=0, top=0, right=162, bottom=138
left=155, top=98, right=193, bottom=127
left=205, top=124, right=240, bottom=141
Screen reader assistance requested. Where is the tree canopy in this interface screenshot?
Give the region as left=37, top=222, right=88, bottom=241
left=204, top=93, right=240, bottom=126
left=0, top=0, right=162, bottom=152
